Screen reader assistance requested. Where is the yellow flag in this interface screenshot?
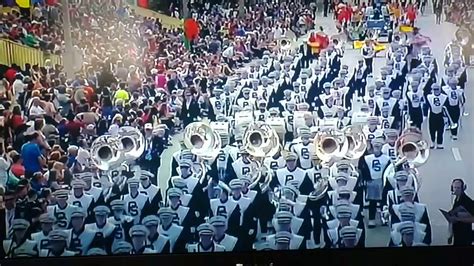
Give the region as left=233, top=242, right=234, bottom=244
left=16, top=0, right=31, bottom=8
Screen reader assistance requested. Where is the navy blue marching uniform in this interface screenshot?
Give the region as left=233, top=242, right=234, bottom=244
left=426, top=84, right=448, bottom=148
left=406, top=82, right=425, bottom=129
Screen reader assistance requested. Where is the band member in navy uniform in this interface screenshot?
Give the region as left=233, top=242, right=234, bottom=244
left=106, top=200, right=134, bottom=253
left=406, top=80, right=425, bottom=129
left=129, top=225, right=156, bottom=254
left=228, top=179, right=256, bottom=251
left=170, top=149, right=195, bottom=177
left=68, top=179, right=95, bottom=224
left=443, top=77, right=464, bottom=140
left=157, top=207, right=188, bottom=253
left=47, top=190, right=77, bottom=230
left=270, top=152, right=314, bottom=195
left=426, top=84, right=448, bottom=149
left=66, top=209, right=97, bottom=255
left=392, top=222, right=426, bottom=246
left=139, top=170, right=163, bottom=215
left=383, top=170, right=420, bottom=224
left=390, top=187, right=432, bottom=241
left=39, top=230, right=75, bottom=257
left=85, top=206, right=115, bottom=251
left=359, top=138, right=393, bottom=228
left=111, top=241, right=133, bottom=255
left=2, top=219, right=37, bottom=258
left=267, top=211, right=306, bottom=250
left=139, top=123, right=165, bottom=181
left=167, top=188, right=201, bottom=238
left=338, top=226, right=364, bottom=248
left=142, top=215, right=170, bottom=253
left=389, top=206, right=430, bottom=246
left=169, top=160, right=209, bottom=222
left=81, top=173, right=105, bottom=205
left=351, top=59, right=369, bottom=96
left=121, top=178, right=151, bottom=224
left=30, top=214, right=54, bottom=251
left=361, top=40, right=375, bottom=74
left=187, top=223, right=226, bottom=252
left=209, top=215, right=238, bottom=252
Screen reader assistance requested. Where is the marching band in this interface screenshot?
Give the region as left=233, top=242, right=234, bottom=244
left=2, top=15, right=470, bottom=260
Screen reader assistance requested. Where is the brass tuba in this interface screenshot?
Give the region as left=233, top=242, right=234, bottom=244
left=242, top=122, right=280, bottom=188
left=383, top=127, right=429, bottom=191
left=313, top=128, right=349, bottom=164
left=395, top=127, right=430, bottom=167
left=183, top=122, right=222, bottom=162
left=90, top=135, right=124, bottom=171
left=90, top=126, right=146, bottom=171
left=118, top=126, right=146, bottom=162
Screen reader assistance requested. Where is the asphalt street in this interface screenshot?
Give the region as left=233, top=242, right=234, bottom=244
left=156, top=11, right=472, bottom=247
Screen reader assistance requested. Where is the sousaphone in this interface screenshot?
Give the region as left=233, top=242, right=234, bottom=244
left=383, top=127, right=429, bottom=191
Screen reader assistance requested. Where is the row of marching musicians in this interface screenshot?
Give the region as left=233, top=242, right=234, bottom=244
left=163, top=120, right=433, bottom=251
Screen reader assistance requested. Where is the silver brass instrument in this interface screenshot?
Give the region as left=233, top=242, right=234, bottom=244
left=308, top=154, right=329, bottom=201
left=90, top=126, right=146, bottom=171
left=313, top=128, right=349, bottom=164
left=243, top=122, right=280, bottom=190
left=182, top=122, right=222, bottom=182
left=383, top=127, right=429, bottom=191
left=90, top=136, right=124, bottom=171
left=395, top=127, right=430, bottom=167
left=183, top=122, right=222, bottom=162
left=118, top=126, right=146, bottom=163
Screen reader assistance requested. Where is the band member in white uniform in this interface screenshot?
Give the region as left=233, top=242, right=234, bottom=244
left=359, top=138, right=393, bottom=228
left=187, top=223, right=226, bottom=252
left=426, top=84, right=448, bottom=149
left=442, top=77, right=464, bottom=140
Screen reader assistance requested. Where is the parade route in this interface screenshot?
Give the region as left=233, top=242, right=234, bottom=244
left=156, top=11, right=473, bottom=247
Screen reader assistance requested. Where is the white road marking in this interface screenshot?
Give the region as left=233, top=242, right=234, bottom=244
left=452, top=147, right=462, bottom=161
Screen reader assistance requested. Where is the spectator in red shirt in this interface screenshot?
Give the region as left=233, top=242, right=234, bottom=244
left=406, top=5, right=417, bottom=26
left=9, top=151, right=25, bottom=178
left=65, top=114, right=84, bottom=144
